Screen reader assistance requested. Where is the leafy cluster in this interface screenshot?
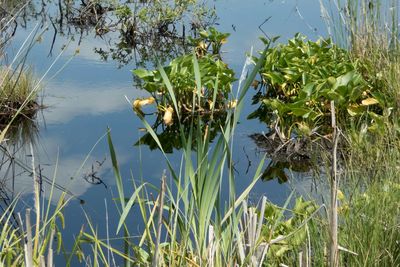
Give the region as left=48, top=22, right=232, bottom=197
left=249, top=35, right=389, bottom=138
left=134, top=54, right=234, bottom=111
left=188, top=27, right=230, bottom=58
left=262, top=197, right=318, bottom=266
left=133, top=28, right=235, bottom=123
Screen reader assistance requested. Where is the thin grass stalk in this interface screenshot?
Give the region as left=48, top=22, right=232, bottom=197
left=306, top=224, right=311, bottom=267
left=152, top=171, right=166, bottom=267
left=104, top=199, right=116, bottom=267
left=82, top=213, right=109, bottom=266
left=46, top=229, right=54, bottom=267
left=29, top=143, right=41, bottom=261
left=107, top=129, right=125, bottom=209
left=24, top=209, right=33, bottom=267
left=329, top=100, right=339, bottom=267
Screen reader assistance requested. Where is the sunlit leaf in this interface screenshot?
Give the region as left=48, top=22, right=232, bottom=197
left=132, top=69, right=153, bottom=78
left=361, top=97, right=379, bottom=106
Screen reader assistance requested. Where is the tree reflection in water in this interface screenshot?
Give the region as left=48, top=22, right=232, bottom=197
left=4, top=0, right=217, bottom=67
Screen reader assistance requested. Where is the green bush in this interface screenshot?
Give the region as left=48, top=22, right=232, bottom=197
left=249, top=35, right=390, bottom=138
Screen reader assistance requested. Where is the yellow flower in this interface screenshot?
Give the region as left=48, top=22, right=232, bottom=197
left=337, top=189, right=345, bottom=201
left=163, top=106, right=174, bottom=126
left=227, top=99, right=237, bottom=109
left=133, top=97, right=155, bottom=110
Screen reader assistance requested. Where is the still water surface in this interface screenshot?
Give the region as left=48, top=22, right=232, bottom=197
left=3, top=0, right=327, bottom=263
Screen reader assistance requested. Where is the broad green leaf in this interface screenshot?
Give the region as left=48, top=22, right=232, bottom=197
left=333, top=71, right=356, bottom=89
left=289, top=107, right=312, bottom=118
left=132, top=69, right=153, bottom=78
left=302, top=82, right=315, bottom=97
left=371, top=91, right=387, bottom=106
left=264, top=72, right=284, bottom=85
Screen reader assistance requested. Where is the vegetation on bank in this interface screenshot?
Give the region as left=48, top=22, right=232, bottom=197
left=249, top=35, right=388, bottom=139
left=0, top=2, right=43, bottom=144
left=0, top=68, right=40, bottom=128
left=0, top=0, right=399, bottom=266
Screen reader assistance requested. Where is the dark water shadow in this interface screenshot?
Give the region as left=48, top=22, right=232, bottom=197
left=136, top=111, right=228, bottom=153
left=250, top=132, right=324, bottom=183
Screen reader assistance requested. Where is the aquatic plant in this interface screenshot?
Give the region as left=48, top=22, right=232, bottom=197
left=72, top=44, right=323, bottom=266
left=320, top=0, right=400, bottom=131
left=249, top=35, right=389, bottom=139
left=134, top=53, right=234, bottom=115
left=112, top=47, right=264, bottom=266
left=132, top=28, right=235, bottom=132
left=188, top=27, right=231, bottom=58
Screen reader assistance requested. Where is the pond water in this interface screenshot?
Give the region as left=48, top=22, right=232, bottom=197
left=2, top=0, right=328, bottom=264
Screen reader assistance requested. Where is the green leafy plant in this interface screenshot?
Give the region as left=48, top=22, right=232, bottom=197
left=133, top=54, right=234, bottom=110
left=132, top=34, right=235, bottom=130
left=188, top=27, right=230, bottom=58
left=134, top=110, right=227, bottom=153
left=262, top=197, right=318, bottom=266
left=69, top=43, right=327, bottom=266
left=249, top=34, right=390, bottom=139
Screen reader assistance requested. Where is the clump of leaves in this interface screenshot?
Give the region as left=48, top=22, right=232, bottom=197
left=262, top=197, right=318, bottom=266
left=188, top=27, right=230, bottom=58
left=132, top=28, right=235, bottom=125
left=249, top=34, right=391, bottom=139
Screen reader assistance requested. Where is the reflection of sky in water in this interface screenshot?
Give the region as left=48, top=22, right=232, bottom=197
left=3, top=0, right=329, bottom=264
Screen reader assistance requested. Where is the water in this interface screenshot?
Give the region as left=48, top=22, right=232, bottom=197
left=1, top=0, right=327, bottom=264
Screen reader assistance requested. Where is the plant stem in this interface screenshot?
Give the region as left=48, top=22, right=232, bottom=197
left=329, top=100, right=339, bottom=267
left=153, top=171, right=166, bottom=267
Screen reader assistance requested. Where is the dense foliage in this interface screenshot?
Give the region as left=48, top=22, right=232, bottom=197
left=249, top=35, right=389, bottom=138
left=132, top=28, right=235, bottom=131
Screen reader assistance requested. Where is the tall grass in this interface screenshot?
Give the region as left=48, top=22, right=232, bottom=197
left=104, top=50, right=271, bottom=266
left=0, top=147, right=71, bottom=266
left=321, top=0, right=400, bottom=107
left=321, top=0, right=398, bottom=50
left=69, top=47, right=326, bottom=266
left=341, top=132, right=400, bottom=266
left=0, top=7, right=80, bottom=266
left=317, top=1, right=400, bottom=266
left=306, top=127, right=400, bottom=266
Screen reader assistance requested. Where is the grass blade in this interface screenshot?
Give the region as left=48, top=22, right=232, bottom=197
left=107, top=129, right=125, bottom=207
left=116, top=183, right=147, bottom=234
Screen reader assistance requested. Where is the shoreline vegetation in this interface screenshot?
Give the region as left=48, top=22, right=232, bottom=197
left=0, top=67, right=42, bottom=133
left=1, top=0, right=399, bottom=266
left=0, top=2, right=44, bottom=144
